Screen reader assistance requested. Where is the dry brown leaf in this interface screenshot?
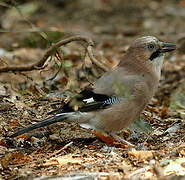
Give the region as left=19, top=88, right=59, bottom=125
left=8, top=120, right=19, bottom=127
left=128, top=150, right=153, bottom=160
left=0, top=152, right=13, bottom=169
left=42, top=154, right=83, bottom=167
left=13, top=152, right=31, bottom=165
left=0, top=151, right=30, bottom=169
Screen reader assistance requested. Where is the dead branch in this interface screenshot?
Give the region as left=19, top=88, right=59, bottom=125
left=0, top=35, right=110, bottom=73
left=87, top=44, right=110, bottom=72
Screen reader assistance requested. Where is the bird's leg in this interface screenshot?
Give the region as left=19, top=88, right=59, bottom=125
left=109, top=132, right=135, bottom=147
left=92, top=131, right=135, bottom=148
left=92, top=131, right=116, bottom=145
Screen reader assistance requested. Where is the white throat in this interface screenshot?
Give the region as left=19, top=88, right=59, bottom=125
left=152, top=55, right=164, bottom=79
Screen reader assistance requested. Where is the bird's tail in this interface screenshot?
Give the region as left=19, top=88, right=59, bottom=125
left=10, top=113, right=69, bottom=138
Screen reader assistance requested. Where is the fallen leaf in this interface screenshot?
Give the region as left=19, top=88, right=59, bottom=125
left=42, top=154, right=83, bottom=167
left=128, top=150, right=153, bottom=160
left=12, top=152, right=31, bottom=165
left=1, top=153, right=13, bottom=169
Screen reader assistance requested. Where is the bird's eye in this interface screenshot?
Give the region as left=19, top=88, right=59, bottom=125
left=148, top=44, right=155, bottom=50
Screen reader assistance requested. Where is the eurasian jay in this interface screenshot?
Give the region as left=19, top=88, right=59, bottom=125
left=11, top=36, right=176, bottom=146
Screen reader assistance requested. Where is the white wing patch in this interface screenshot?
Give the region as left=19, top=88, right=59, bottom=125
left=80, top=123, right=94, bottom=129
left=83, top=97, right=94, bottom=103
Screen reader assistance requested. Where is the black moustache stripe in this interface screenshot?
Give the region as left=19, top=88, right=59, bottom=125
left=149, top=50, right=161, bottom=61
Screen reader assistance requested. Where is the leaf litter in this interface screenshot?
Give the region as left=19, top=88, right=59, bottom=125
left=0, top=0, right=185, bottom=179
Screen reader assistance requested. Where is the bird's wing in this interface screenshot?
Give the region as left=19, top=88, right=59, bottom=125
left=49, top=67, right=141, bottom=115
left=48, top=89, right=120, bottom=115
left=93, top=67, right=138, bottom=95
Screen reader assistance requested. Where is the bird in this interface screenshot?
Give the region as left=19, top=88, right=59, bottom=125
left=10, top=36, right=176, bottom=146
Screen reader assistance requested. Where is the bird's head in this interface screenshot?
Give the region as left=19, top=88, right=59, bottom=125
left=124, top=36, right=176, bottom=77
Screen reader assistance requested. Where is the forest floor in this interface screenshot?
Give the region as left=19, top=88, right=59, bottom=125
left=0, top=0, right=185, bottom=179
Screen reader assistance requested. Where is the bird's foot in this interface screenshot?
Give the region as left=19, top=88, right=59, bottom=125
left=109, top=132, right=135, bottom=147
left=92, top=131, right=133, bottom=148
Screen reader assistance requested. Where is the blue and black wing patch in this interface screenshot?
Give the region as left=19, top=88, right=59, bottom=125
left=74, top=96, right=120, bottom=112
left=102, top=97, right=120, bottom=106
left=48, top=90, right=120, bottom=114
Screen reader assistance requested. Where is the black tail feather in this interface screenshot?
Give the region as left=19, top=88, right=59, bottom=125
left=10, top=114, right=67, bottom=138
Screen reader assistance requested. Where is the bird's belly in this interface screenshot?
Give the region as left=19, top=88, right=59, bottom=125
left=91, top=100, right=146, bottom=133
left=101, top=111, right=137, bottom=132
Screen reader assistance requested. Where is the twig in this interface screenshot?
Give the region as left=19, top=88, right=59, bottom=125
left=81, top=44, right=94, bottom=84
left=0, top=35, right=110, bottom=73
left=47, top=62, right=63, bottom=82
left=87, top=45, right=110, bottom=72
left=128, top=165, right=151, bottom=178
left=48, top=141, right=73, bottom=158
left=46, top=49, right=64, bottom=81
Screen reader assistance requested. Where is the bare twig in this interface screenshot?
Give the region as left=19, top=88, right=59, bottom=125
left=87, top=45, right=110, bottom=71
left=47, top=62, right=63, bottom=82
left=0, top=35, right=110, bottom=73
left=81, top=44, right=94, bottom=84
left=128, top=165, right=151, bottom=178
left=48, top=141, right=73, bottom=158
left=46, top=49, right=64, bottom=81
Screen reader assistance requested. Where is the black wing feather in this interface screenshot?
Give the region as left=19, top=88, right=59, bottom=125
left=48, top=90, right=114, bottom=114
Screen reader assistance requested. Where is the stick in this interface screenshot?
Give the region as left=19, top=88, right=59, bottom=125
left=0, top=35, right=110, bottom=73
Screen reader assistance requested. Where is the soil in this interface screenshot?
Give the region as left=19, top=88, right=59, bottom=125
left=0, top=0, right=185, bottom=179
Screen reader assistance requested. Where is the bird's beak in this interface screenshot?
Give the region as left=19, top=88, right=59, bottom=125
left=160, top=42, right=176, bottom=53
